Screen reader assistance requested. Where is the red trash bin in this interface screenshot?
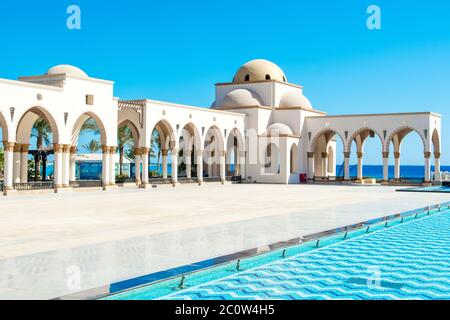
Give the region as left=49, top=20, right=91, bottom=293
left=300, top=173, right=307, bottom=183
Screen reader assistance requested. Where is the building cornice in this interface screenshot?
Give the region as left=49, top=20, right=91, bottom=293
left=214, top=105, right=273, bottom=111
left=277, top=107, right=327, bottom=115
left=306, top=111, right=442, bottom=119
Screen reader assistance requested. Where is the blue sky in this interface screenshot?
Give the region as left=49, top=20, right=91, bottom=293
left=0, top=0, right=449, bottom=164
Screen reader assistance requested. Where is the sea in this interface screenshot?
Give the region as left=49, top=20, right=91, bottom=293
left=336, top=165, right=450, bottom=180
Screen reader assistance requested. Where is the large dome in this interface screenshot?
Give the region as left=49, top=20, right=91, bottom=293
left=233, top=59, right=287, bottom=83
left=46, top=65, right=88, bottom=78
left=266, top=123, right=294, bottom=136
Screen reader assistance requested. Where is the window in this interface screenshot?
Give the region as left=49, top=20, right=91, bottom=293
left=283, top=76, right=286, bottom=82
left=86, top=94, right=94, bottom=105
left=265, top=74, right=271, bottom=80
left=244, top=74, right=250, bottom=81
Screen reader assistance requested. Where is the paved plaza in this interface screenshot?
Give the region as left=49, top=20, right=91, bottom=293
left=0, top=183, right=449, bottom=299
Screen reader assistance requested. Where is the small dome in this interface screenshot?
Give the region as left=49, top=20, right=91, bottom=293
left=47, top=65, right=88, bottom=78
left=233, top=59, right=287, bottom=83
left=223, top=89, right=262, bottom=108
left=266, top=123, right=293, bottom=136
left=279, top=91, right=312, bottom=109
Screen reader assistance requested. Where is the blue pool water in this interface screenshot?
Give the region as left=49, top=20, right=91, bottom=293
left=398, top=186, right=450, bottom=193
left=105, top=207, right=450, bottom=300
left=336, top=165, right=450, bottom=180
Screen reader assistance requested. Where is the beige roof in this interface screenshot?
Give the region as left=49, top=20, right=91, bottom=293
left=233, top=59, right=287, bottom=83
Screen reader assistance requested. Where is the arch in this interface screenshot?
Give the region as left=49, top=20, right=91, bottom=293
left=118, top=119, right=140, bottom=147
left=310, top=128, right=345, bottom=152
left=265, top=143, right=280, bottom=174
left=150, top=119, right=176, bottom=150
left=290, top=143, right=299, bottom=174
left=16, top=106, right=60, bottom=144
left=225, top=127, right=245, bottom=176
left=0, top=111, right=8, bottom=141
left=385, top=126, right=427, bottom=153
left=225, top=127, right=245, bottom=153
left=346, top=127, right=384, bottom=152
left=203, top=125, right=225, bottom=178
left=71, top=111, right=108, bottom=147
left=178, top=122, right=202, bottom=150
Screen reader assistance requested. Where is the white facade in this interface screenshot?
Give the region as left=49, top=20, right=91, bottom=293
left=0, top=60, right=442, bottom=194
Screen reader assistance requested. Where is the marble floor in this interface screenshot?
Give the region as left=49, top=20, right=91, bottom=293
left=0, top=183, right=449, bottom=299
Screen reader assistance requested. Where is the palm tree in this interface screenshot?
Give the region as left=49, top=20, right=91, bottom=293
left=80, top=118, right=100, bottom=136
left=82, top=140, right=101, bottom=153
left=117, top=126, right=134, bottom=175
left=31, top=118, right=52, bottom=179
left=151, top=130, right=162, bottom=175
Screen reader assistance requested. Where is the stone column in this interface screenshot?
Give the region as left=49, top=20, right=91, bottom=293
left=140, top=147, right=149, bottom=187
left=307, top=152, right=314, bottom=180
left=196, top=149, right=203, bottom=185
left=322, top=152, right=328, bottom=178
left=239, top=151, right=246, bottom=179
left=162, top=149, right=168, bottom=179
left=102, top=145, right=110, bottom=189
left=424, top=151, right=431, bottom=182
left=53, top=143, right=63, bottom=189
left=219, top=151, right=226, bottom=184
left=382, top=151, right=389, bottom=182
left=434, top=152, right=441, bottom=176
left=2, top=142, right=15, bottom=194
left=394, top=152, right=401, bottom=180
left=357, top=152, right=363, bottom=181
left=109, top=147, right=116, bottom=185
left=343, top=152, right=350, bottom=181
left=13, top=143, right=22, bottom=184
left=134, top=148, right=141, bottom=186
left=62, top=144, right=71, bottom=187
left=185, top=150, right=192, bottom=179
left=69, top=146, right=77, bottom=182
left=171, top=147, right=178, bottom=186
left=20, top=144, right=29, bottom=183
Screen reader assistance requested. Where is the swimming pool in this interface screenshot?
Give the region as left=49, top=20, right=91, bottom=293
left=398, top=186, right=450, bottom=193
left=104, top=204, right=450, bottom=300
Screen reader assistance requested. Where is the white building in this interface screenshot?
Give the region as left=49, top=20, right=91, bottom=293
left=0, top=60, right=442, bottom=194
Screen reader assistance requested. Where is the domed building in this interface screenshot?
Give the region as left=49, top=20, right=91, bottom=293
left=0, top=60, right=442, bottom=194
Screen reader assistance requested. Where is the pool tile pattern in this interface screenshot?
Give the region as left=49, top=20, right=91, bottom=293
left=160, top=211, right=450, bottom=300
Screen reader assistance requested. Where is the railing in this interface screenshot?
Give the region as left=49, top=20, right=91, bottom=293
left=70, top=180, right=103, bottom=188
left=13, top=181, right=55, bottom=191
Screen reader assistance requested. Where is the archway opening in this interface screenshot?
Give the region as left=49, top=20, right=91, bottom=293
left=204, top=126, right=224, bottom=179
left=290, top=143, right=299, bottom=174
left=312, top=130, right=343, bottom=179
left=178, top=123, right=201, bottom=180
left=387, top=128, right=425, bottom=182
left=71, top=115, right=107, bottom=183
left=346, top=129, right=384, bottom=181
left=149, top=120, right=176, bottom=180
left=265, top=143, right=280, bottom=174
left=226, top=128, right=245, bottom=177
left=15, top=107, right=59, bottom=187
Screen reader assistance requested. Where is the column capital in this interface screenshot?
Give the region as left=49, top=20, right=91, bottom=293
left=382, top=151, right=389, bottom=159
left=62, top=144, right=71, bottom=153
left=133, top=148, right=142, bottom=156
left=321, top=152, right=328, bottom=158
left=357, top=152, right=363, bottom=159
left=13, top=143, right=22, bottom=153
left=394, top=152, right=401, bottom=159
left=307, top=152, right=314, bottom=158
left=171, top=147, right=179, bottom=154
left=2, top=141, right=15, bottom=152
left=140, top=147, right=150, bottom=155
left=343, top=152, right=350, bottom=158
left=161, top=149, right=168, bottom=156
left=53, top=143, right=63, bottom=153
left=109, top=146, right=117, bottom=154
left=424, top=151, right=431, bottom=159
left=434, top=152, right=441, bottom=159
left=21, top=144, right=30, bottom=153
left=70, top=146, right=77, bottom=154
left=101, top=145, right=109, bottom=154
